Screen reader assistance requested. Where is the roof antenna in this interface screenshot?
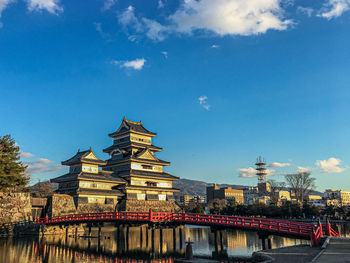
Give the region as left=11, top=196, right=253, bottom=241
left=78, top=149, right=80, bottom=152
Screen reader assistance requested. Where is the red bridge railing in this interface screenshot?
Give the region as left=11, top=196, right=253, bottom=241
left=35, top=211, right=340, bottom=246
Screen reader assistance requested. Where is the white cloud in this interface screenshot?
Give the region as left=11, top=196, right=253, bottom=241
left=20, top=151, right=35, bottom=158
left=297, top=166, right=311, bottom=173
left=161, top=51, right=168, bottom=58
left=0, top=0, right=15, bottom=25
left=38, top=158, right=54, bottom=164
left=25, top=158, right=62, bottom=174
left=316, top=157, right=344, bottom=173
left=211, top=44, right=220, bottom=48
left=102, top=0, right=117, bottom=11
left=198, top=95, right=211, bottom=111
left=118, top=1, right=292, bottom=41
left=26, top=0, right=63, bottom=15
left=319, top=0, right=350, bottom=19
left=239, top=167, right=258, bottom=178
left=112, top=58, right=146, bottom=70
left=269, top=162, right=291, bottom=167
left=297, top=6, right=314, bottom=17
left=238, top=167, right=276, bottom=178
left=168, top=0, right=292, bottom=36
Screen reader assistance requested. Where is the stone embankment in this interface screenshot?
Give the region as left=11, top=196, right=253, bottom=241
left=119, top=200, right=181, bottom=212
left=0, top=192, right=32, bottom=224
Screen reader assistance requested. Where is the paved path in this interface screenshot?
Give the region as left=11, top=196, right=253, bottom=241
left=256, top=245, right=321, bottom=263
left=314, top=237, right=350, bottom=263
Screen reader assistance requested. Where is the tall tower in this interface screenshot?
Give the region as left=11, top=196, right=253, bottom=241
left=255, top=156, right=267, bottom=184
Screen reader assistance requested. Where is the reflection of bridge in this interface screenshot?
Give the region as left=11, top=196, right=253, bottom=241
left=36, top=211, right=340, bottom=246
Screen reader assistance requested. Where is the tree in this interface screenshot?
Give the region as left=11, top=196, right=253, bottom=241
left=285, top=171, right=315, bottom=205
left=0, top=135, right=29, bottom=191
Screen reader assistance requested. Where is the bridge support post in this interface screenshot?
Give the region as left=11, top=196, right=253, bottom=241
left=179, top=226, right=183, bottom=249
left=140, top=225, right=143, bottom=248
left=173, top=227, right=176, bottom=251
left=267, top=238, right=272, bottom=250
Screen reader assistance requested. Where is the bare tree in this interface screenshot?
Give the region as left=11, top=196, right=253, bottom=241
left=285, top=172, right=315, bottom=205
left=267, top=179, right=286, bottom=204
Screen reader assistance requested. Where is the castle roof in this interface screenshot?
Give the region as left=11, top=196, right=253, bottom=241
left=109, top=117, right=157, bottom=138
left=118, top=169, right=179, bottom=180
left=61, top=148, right=106, bottom=166
left=51, top=171, right=127, bottom=184
left=103, top=142, right=162, bottom=153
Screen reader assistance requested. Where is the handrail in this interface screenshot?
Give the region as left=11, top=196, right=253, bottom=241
left=35, top=212, right=340, bottom=246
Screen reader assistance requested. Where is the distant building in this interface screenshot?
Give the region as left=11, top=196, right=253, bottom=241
left=324, top=189, right=350, bottom=207
left=51, top=148, right=126, bottom=206
left=275, top=190, right=291, bottom=202
left=175, top=194, right=205, bottom=206
left=206, top=184, right=244, bottom=204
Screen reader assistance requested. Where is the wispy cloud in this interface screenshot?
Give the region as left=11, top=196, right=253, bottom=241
left=20, top=151, right=35, bottom=158
left=94, top=22, right=111, bottom=40
left=319, top=0, right=350, bottom=19
left=269, top=162, right=291, bottom=168
left=238, top=167, right=276, bottom=178
left=25, top=158, right=62, bottom=174
left=161, top=51, right=168, bottom=58
left=158, top=0, right=164, bottom=8
left=25, top=0, right=63, bottom=15
left=316, top=157, right=344, bottom=173
left=297, top=6, right=314, bottom=17
left=102, top=0, right=117, bottom=11
left=211, top=44, right=220, bottom=48
left=111, top=58, right=146, bottom=70
left=198, top=95, right=211, bottom=111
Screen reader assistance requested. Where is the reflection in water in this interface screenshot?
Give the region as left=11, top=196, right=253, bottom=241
left=0, top=223, right=311, bottom=263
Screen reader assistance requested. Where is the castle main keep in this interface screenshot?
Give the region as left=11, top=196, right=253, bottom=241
left=51, top=117, right=180, bottom=212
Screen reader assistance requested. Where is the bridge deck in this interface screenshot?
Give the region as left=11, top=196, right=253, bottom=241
left=314, top=237, right=350, bottom=263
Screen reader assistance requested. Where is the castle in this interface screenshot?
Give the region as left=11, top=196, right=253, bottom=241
left=51, top=117, right=180, bottom=212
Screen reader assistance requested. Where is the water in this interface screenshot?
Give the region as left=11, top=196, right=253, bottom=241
left=0, top=224, right=311, bottom=263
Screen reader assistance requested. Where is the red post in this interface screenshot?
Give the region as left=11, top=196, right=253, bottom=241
left=45, top=215, right=48, bottom=224
left=310, top=228, right=317, bottom=247
left=149, top=209, right=153, bottom=222
left=318, top=219, right=323, bottom=238
left=325, top=219, right=331, bottom=236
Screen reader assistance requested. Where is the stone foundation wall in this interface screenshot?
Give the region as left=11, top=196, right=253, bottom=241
left=77, top=203, right=116, bottom=213
left=119, top=200, right=181, bottom=212
left=0, top=192, right=32, bottom=224
left=46, top=194, right=77, bottom=217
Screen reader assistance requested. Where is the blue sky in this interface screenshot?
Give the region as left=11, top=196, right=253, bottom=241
left=1, top=0, right=350, bottom=191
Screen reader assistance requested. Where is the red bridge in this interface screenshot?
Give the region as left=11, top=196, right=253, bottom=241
left=36, top=211, right=340, bottom=246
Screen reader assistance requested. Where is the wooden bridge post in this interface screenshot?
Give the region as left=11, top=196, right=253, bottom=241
left=179, top=226, right=183, bottom=249
left=325, top=219, right=331, bottom=236
left=160, top=227, right=163, bottom=255
left=140, top=225, right=143, bottom=248
left=318, top=219, right=323, bottom=238
left=173, top=227, right=176, bottom=251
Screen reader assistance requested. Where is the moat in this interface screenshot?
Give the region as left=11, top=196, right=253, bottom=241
left=0, top=224, right=311, bottom=263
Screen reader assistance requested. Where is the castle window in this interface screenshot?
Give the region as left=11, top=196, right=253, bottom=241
left=146, top=181, right=157, bottom=187
left=142, top=165, right=153, bottom=170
